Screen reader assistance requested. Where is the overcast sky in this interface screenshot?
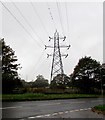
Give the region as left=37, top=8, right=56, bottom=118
left=2, top=1, right=103, bottom=82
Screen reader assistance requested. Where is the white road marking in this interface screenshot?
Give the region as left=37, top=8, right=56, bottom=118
left=0, top=106, right=22, bottom=110
left=52, top=113, right=58, bottom=116
left=44, top=114, right=51, bottom=117
left=79, top=108, right=84, bottom=111
left=65, top=111, right=69, bottom=113
left=84, top=108, right=88, bottom=110
left=27, top=107, right=92, bottom=119
left=35, top=115, right=44, bottom=118
left=28, top=116, right=36, bottom=119
left=58, top=112, right=63, bottom=114
left=69, top=110, right=75, bottom=112
left=74, top=109, right=79, bottom=112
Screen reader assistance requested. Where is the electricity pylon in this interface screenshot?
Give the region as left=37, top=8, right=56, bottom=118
left=45, top=30, right=70, bottom=83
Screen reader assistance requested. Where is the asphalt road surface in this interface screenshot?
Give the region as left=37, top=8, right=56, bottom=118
left=2, top=97, right=105, bottom=119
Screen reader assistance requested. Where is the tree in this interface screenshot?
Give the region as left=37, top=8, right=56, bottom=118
left=50, top=74, right=70, bottom=89
left=71, top=56, right=101, bottom=93
left=32, top=75, right=49, bottom=88
left=1, top=38, right=22, bottom=94
left=100, top=63, right=105, bottom=90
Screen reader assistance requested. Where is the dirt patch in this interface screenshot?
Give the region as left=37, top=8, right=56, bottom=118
left=92, top=108, right=105, bottom=115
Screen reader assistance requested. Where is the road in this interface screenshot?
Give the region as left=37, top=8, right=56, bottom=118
left=2, top=98, right=105, bottom=119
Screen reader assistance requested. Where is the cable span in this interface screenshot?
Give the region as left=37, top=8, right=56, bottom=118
left=56, top=2, right=65, bottom=36
left=1, top=1, right=43, bottom=48
left=65, top=2, right=70, bottom=45
left=47, top=3, right=56, bottom=31
left=30, top=2, right=49, bottom=37
left=12, top=2, right=46, bottom=46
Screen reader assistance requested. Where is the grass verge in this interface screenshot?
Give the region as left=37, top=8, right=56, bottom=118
left=92, top=104, right=105, bottom=115
left=2, top=93, right=101, bottom=102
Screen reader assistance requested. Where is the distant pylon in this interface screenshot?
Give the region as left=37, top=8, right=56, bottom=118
left=45, top=30, right=70, bottom=83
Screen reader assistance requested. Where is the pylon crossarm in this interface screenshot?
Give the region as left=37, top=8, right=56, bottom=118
left=59, top=45, right=71, bottom=48
left=47, top=54, right=52, bottom=58
left=45, top=45, right=71, bottom=49
left=61, top=54, right=68, bottom=58
left=59, top=36, right=66, bottom=41
left=49, top=36, right=53, bottom=41
left=45, top=45, right=54, bottom=49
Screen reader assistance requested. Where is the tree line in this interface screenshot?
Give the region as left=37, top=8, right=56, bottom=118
left=1, top=39, right=105, bottom=94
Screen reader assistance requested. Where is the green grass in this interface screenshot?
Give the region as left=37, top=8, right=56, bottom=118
left=2, top=93, right=101, bottom=101
left=94, top=104, right=105, bottom=111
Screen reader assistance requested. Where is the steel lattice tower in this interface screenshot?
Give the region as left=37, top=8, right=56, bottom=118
left=51, top=31, right=64, bottom=80
left=45, top=30, right=70, bottom=83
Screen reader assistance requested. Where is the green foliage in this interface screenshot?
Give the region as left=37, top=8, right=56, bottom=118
left=1, top=38, right=22, bottom=94
left=32, top=75, right=49, bottom=88
left=21, top=79, right=33, bottom=88
left=101, top=64, right=105, bottom=90
left=2, top=93, right=101, bottom=101
left=50, top=74, right=70, bottom=89
left=71, top=56, right=102, bottom=93
left=94, top=104, right=105, bottom=111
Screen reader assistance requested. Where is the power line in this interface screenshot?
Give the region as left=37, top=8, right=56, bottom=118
left=33, top=50, right=48, bottom=75
left=65, top=3, right=69, bottom=38
left=11, top=2, right=46, bottom=46
left=30, top=2, right=49, bottom=37
left=56, top=2, right=65, bottom=36
left=47, top=3, right=56, bottom=31
left=31, top=49, right=46, bottom=74
left=58, top=2, right=69, bottom=50
left=65, top=2, right=70, bottom=45
left=1, top=1, right=43, bottom=48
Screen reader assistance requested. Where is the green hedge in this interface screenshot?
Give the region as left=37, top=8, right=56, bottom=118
left=2, top=93, right=101, bottom=101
